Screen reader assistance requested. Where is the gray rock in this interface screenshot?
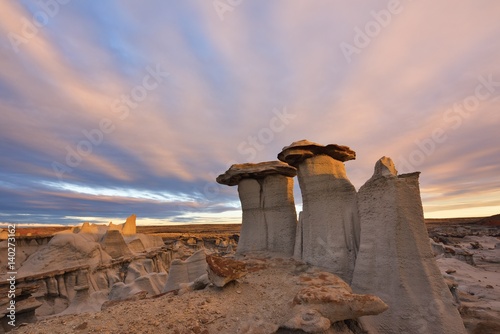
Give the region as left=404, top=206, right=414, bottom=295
left=278, top=141, right=360, bottom=282
left=162, top=250, right=207, bottom=293
left=351, top=157, right=467, bottom=334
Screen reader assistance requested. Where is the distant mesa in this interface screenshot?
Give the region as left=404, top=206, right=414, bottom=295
left=475, top=213, right=500, bottom=226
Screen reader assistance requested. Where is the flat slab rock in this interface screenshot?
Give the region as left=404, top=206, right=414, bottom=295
left=216, top=161, right=297, bottom=186
left=206, top=254, right=247, bottom=287
left=278, top=139, right=356, bottom=166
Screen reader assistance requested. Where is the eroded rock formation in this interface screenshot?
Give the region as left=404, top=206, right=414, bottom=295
left=206, top=254, right=247, bottom=287
left=216, top=161, right=298, bottom=256
left=278, top=140, right=360, bottom=282
left=351, top=157, right=467, bottom=334
left=0, top=214, right=170, bottom=325
left=162, top=250, right=207, bottom=293
left=284, top=271, right=388, bottom=332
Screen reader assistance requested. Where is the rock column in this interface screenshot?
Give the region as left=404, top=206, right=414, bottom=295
left=216, top=161, right=297, bottom=256
left=278, top=140, right=360, bottom=282
left=351, top=157, right=467, bottom=334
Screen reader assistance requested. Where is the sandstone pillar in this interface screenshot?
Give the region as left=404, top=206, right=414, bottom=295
left=216, top=161, right=297, bottom=256
left=278, top=140, right=359, bottom=282
left=351, top=157, right=467, bottom=334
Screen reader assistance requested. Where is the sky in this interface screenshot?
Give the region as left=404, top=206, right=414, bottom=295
left=0, top=0, right=499, bottom=226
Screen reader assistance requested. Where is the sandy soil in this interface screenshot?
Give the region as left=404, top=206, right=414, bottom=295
left=12, top=255, right=357, bottom=334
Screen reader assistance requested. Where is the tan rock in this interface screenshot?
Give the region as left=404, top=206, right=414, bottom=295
left=162, top=250, right=207, bottom=293
left=291, top=272, right=387, bottom=324
left=17, top=233, right=112, bottom=276
left=78, top=222, right=99, bottom=234
left=122, top=214, right=137, bottom=235
left=282, top=308, right=331, bottom=333
left=279, top=141, right=359, bottom=282
left=108, top=222, right=122, bottom=232
left=100, top=230, right=132, bottom=259
left=351, top=157, right=467, bottom=334
left=206, top=255, right=247, bottom=288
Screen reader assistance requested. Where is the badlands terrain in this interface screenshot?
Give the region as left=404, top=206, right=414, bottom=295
left=1, top=142, right=499, bottom=334
left=0, top=216, right=498, bottom=334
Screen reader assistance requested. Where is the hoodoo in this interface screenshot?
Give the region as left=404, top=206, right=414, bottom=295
left=278, top=140, right=359, bottom=282
left=216, top=161, right=298, bottom=256
left=351, top=157, right=467, bottom=334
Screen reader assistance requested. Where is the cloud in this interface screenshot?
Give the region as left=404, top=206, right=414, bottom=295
left=0, top=0, right=499, bottom=223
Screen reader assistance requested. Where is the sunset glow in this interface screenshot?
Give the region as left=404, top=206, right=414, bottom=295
left=1, top=1, right=499, bottom=225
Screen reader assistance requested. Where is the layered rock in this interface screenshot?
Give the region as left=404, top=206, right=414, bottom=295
left=351, top=157, right=467, bottom=334
left=206, top=255, right=247, bottom=287
left=2, top=216, right=172, bottom=322
left=17, top=233, right=112, bottom=276
left=284, top=271, right=388, bottom=332
left=216, top=161, right=298, bottom=256
left=100, top=230, right=132, bottom=259
left=162, top=250, right=208, bottom=293
left=278, top=140, right=360, bottom=282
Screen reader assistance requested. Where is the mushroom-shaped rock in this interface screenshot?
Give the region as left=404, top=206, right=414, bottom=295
left=216, top=161, right=298, bottom=256
left=351, top=157, right=467, bottom=334
left=278, top=140, right=359, bottom=282
left=216, top=161, right=297, bottom=186
left=278, top=139, right=355, bottom=166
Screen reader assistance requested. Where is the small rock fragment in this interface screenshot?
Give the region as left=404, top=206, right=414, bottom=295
left=282, top=307, right=331, bottom=333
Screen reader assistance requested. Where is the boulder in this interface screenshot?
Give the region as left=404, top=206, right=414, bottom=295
left=206, top=255, right=247, bottom=288
left=282, top=308, right=331, bottom=333
left=162, top=250, right=207, bottom=293
left=278, top=140, right=360, bottom=282
left=217, top=161, right=298, bottom=256
left=290, top=272, right=388, bottom=325
left=351, top=157, right=467, bottom=334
